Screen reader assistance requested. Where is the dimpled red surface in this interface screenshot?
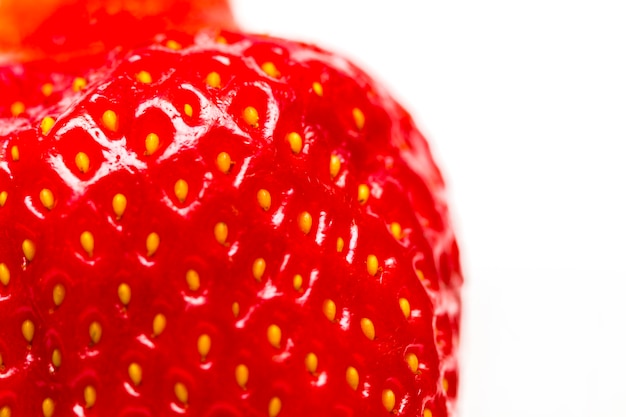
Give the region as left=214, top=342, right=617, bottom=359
left=0, top=30, right=462, bottom=416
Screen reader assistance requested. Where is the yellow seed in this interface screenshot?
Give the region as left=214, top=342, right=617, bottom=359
left=361, top=318, right=375, bottom=340
left=11, top=145, right=20, bottom=161
left=0, top=191, right=6, bottom=207
left=305, top=352, right=318, bottom=374
left=197, top=334, right=211, bottom=359
left=118, top=283, right=131, bottom=306
left=235, top=364, right=249, bottom=388
left=286, top=132, right=303, bottom=154
left=42, top=398, right=54, bottom=417
left=214, top=222, right=228, bottom=245
left=112, top=193, right=127, bottom=219
left=89, top=321, right=102, bottom=344
left=84, top=385, right=96, bottom=408
left=442, top=378, right=449, bottom=392
left=216, top=151, right=232, bottom=173
left=257, top=189, right=271, bottom=211
left=10, top=101, right=25, bottom=116
left=382, top=389, right=396, bottom=413
left=416, top=269, right=425, bottom=281
left=292, top=274, right=303, bottom=291
left=146, top=232, right=160, bottom=257
left=252, top=258, right=266, bottom=281
left=399, top=298, right=411, bottom=319
left=312, top=81, right=323, bottom=96
left=346, top=366, right=359, bottom=390
left=128, top=362, right=142, bottom=386
left=243, top=106, right=259, bottom=128
left=22, top=319, right=35, bottom=343
left=0, top=263, right=9, bottom=286
left=17, top=239, right=36, bottom=272
left=39, top=188, right=55, bottom=210
left=22, top=239, right=35, bottom=262
left=206, top=71, right=221, bottom=88
left=268, top=397, right=281, bottom=417
left=41, top=83, right=54, bottom=97
left=184, top=103, right=193, bottom=117
left=336, top=237, right=344, bottom=252
left=186, top=269, right=200, bottom=291
left=406, top=353, right=419, bottom=373
left=174, top=179, right=189, bottom=203
left=424, top=408, right=433, bottom=417
left=174, top=382, right=188, bottom=405
left=261, top=62, right=280, bottom=78
left=153, top=313, right=166, bottom=336
left=322, top=299, right=336, bottom=322
left=72, top=77, right=87, bottom=92
left=52, top=283, right=65, bottom=307
left=352, top=107, right=365, bottom=130
left=232, top=301, right=240, bottom=317
left=162, top=39, right=180, bottom=49
left=80, top=231, right=94, bottom=257
left=357, top=184, right=370, bottom=204
left=145, top=133, right=159, bottom=155
left=0, top=406, right=9, bottom=417
left=298, top=211, right=312, bottom=234
left=10, top=145, right=19, bottom=161
left=216, top=35, right=227, bottom=44
left=51, top=349, right=62, bottom=368
left=267, top=324, right=281, bottom=348
left=366, top=254, right=379, bottom=276
left=136, top=70, right=152, bottom=84
left=102, top=110, right=119, bottom=132
left=41, top=116, right=55, bottom=135
left=75, top=152, right=90, bottom=173
left=329, top=154, right=341, bottom=179
left=390, top=222, right=402, bottom=239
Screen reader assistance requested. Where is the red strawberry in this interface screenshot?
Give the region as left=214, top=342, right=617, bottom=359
left=0, top=1, right=462, bottom=416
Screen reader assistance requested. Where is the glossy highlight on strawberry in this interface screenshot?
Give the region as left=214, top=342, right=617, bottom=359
left=0, top=2, right=462, bottom=416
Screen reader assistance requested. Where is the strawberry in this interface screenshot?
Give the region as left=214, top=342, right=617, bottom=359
left=0, top=1, right=462, bottom=416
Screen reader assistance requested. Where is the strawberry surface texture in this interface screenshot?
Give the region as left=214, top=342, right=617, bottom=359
left=0, top=1, right=462, bottom=416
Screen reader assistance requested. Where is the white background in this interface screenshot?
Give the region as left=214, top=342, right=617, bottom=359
left=232, top=1, right=626, bottom=416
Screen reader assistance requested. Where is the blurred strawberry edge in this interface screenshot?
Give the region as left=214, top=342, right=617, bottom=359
left=0, top=0, right=236, bottom=63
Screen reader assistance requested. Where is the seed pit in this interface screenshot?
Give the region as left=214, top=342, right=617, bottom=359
left=229, top=85, right=270, bottom=131
left=130, top=108, right=175, bottom=159
left=57, top=128, right=103, bottom=179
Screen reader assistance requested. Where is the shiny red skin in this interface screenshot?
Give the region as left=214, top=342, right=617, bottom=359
left=0, top=30, right=462, bottom=416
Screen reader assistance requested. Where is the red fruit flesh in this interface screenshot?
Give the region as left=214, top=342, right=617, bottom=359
left=0, top=3, right=462, bottom=417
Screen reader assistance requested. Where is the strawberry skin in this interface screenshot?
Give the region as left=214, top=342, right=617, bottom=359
left=0, top=11, right=462, bottom=417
